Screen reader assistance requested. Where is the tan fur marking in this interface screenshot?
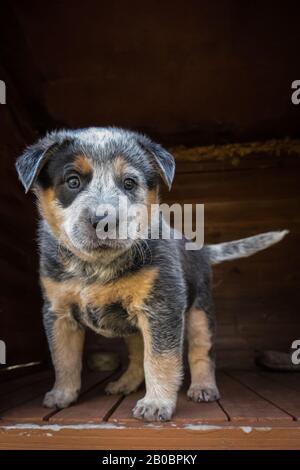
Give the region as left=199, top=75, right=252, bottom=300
left=123, top=334, right=144, bottom=384
left=52, top=315, right=85, bottom=384
left=42, top=277, right=85, bottom=408
left=105, top=334, right=144, bottom=394
left=82, top=267, right=158, bottom=313
left=41, top=277, right=82, bottom=314
left=126, top=333, right=144, bottom=370
left=37, top=189, right=96, bottom=262
left=187, top=308, right=215, bottom=388
left=37, top=188, right=64, bottom=239
left=113, top=155, right=126, bottom=177
left=43, top=314, right=85, bottom=409
left=73, top=154, right=92, bottom=175
left=41, top=267, right=157, bottom=317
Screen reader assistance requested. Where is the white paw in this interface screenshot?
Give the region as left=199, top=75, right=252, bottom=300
left=43, top=388, right=79, bottom=409
left=187, top=384, right=220, bottom=402
left=132, top=397, right=175, bottom=422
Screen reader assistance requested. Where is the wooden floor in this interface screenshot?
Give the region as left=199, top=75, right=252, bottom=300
left=1, top=368, right=300, bottom=449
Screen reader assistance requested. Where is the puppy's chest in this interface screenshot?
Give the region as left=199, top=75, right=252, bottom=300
left=41, top=267, right=157, bottom=337
left=73, top=302, right=138, bottom=338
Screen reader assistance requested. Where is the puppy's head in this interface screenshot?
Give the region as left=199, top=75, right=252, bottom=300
left=16, top=128, right=175, bottom=260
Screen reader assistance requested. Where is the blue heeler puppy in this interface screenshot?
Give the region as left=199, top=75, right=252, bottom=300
left=16, top=127, right=288, bottom=421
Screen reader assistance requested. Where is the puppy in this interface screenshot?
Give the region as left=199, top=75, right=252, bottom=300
left=16, top=127, right=288, bottom=421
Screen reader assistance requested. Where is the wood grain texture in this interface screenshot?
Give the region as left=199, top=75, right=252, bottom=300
left=0, top=370, right=50, bottom=397
left=260, top=372, right=300, bottom=393
left=228, top=371, right=300, bottom=420
left=1, top=426, right=300, bottom=450
left=11, top=1, right=300, bottom=145
left=48, top=389, right=120, bottom=424
left=0, top=376, right=52, bottom=416
left=0, top=371, right=114, bottom=424
left=1, top=369, right=300, bottom=449
left=218, top=372, right=292, bottom=423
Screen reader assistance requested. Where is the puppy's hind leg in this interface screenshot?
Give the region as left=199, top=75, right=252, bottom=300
left=105, top=333, right=144, bottom=395
left=187, top=307, right=220, bottom=402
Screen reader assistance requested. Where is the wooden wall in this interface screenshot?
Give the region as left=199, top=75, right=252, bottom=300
left=8, top=0, right=300, bottom=145
left=0, top=66, right=46, bottom=368
left=1, top=1, right=300, bottom=370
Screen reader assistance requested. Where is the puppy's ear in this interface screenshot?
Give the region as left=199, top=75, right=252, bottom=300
left=138, top=135, right=175, bottom=190
left=16, top=136, right=60, bottom=193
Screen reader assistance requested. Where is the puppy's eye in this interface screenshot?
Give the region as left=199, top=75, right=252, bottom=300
left=66, top=175, right=81, bottom=190
left=123, top=178, right=136, bottom=190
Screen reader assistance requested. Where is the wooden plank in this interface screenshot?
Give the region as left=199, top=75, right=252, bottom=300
left=0, top=370, right=50, bottom=397
left=217, top=372, right=292, bottom=423
left=175, top=152, right=300, bottom=172
left=168, top=168, right=300, bottom=204
left=1, top=425, right=300, bottom=450
left=48, top=393, right=120, bottom=424
left=0, top=377, right=52, bottom=416
left=0, top=362, right=48, bottom=383
left=48, top=373, right=120, bottom=424
left=229, top=371, right=300, bottom=420
left=259, top=372, right=300, bottom=393
left=109, top=388, right=227, bottom=424
left=216, top=349, right=255, bottom=370
left=1, top=396, right=49, bottom=424
left=0, top=371, right=113, bottom=424
left=178, top=199, right=300, bottom=231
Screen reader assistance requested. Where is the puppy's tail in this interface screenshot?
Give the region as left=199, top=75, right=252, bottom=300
left=207, top=230, right=289, bottom=265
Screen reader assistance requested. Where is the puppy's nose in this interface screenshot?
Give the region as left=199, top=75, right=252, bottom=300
left=90, top=213, right=107, bottom=230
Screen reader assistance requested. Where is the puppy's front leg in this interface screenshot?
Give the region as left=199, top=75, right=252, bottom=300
left=133, top=310, right=183, bottom=422
left=43, top=302, right=85, bottom=409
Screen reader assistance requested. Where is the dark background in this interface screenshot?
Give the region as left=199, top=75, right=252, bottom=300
left=1, top=0, right=300, bottom=371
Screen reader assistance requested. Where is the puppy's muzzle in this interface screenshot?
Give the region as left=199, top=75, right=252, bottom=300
left=90, top=213, right=109, bottom=230
left=90, top=212, right=120, bottom=237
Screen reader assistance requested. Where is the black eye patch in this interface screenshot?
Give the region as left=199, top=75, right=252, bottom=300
left=55, top=167, right=92, bottom=208
left=39, top=153, right=93, bottom=208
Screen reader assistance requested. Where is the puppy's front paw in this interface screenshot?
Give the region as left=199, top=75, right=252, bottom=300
left=132, top=397, right=175, bottom=422
left=43, top=388, right=79, bottom=409
left=187, top=384, right=220, bottom=402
